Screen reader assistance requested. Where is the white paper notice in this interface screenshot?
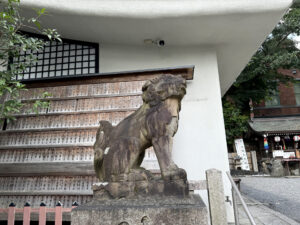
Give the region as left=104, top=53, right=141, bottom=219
left=234, top=138, right=250, bottom=171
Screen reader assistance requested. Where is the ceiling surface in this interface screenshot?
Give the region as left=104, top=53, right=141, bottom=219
left=20, top=0, right=293, bottom=94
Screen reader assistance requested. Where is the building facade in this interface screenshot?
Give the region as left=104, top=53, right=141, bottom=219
left=0, top=1, right=293, bottom=223
left=249, top=69, right=300, bottom=169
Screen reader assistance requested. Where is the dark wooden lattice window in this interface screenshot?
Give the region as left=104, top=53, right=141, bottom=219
left=294, top=81, right=300, bottom=105
left=13, top=33, right=99, bottom=80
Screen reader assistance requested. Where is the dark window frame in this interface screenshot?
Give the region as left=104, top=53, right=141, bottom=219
left=265, top=88, right=281, bottom=107
left=294, top=80, right=300, bottom=105
left=11, top=31, right=99, bottom=81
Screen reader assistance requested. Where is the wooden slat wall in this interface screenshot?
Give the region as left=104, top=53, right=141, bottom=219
left=0, top=68, right=193, bottom=210
left=17, top=81, right=144, bottom=101
left=0, top=176, right=97, bottom=194
left=6, top=112, right=133, bottom=130
left=0, top=147, right=93, bottom=163
left=16, top=96, right=142, bottom=115
left=0, top=78, right=146, bottom=208
left=0, top=130, right=96, bottom=147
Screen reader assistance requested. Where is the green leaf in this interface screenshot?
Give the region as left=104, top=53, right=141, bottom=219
left=34, top=21, right=41, bottom=29
left=40, top=8, right=46, bottom=14
left=0, top=0, right=57, bottom=120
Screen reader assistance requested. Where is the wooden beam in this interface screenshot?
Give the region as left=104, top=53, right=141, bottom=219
left=23, top=66, right=194, bottom=88
left=0, top=144, right=94, bottom=150
left=1, top=126, right=98, bottom=133
left=0, top=162, right=95, bottom=176
left=11, top=108, right=138, bottom=118
left=0, top=144, right=93, bottom=149
left=21, top=93, right=142, bottom=103
left=0, top=190, right=92, bottom=196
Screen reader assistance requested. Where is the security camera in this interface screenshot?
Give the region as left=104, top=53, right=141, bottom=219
left=143, top=39, right=166, bottom=47
left=156, top=39, right=165, bottom=47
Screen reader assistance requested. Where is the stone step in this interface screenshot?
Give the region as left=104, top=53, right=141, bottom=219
left=5, top=111, right=133, bottom=131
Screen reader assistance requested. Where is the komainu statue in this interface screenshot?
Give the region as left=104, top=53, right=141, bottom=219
left=93, top=74, right=189, bottom=198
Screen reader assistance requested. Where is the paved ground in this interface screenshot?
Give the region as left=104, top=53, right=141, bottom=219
left=234, top=195, right=299, bottom=225
left=239, top=176, right=300, bottom=223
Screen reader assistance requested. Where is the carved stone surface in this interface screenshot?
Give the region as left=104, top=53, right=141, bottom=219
left=71, top=194, right=208, bottom=225
left=270, top=159, right=284, bottom=177
left=93, top=74, right=188, bottom=198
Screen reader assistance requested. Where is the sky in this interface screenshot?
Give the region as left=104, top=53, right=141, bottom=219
left=293, top=36, right=300, bottom=49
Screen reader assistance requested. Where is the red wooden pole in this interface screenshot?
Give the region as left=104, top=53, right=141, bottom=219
left=23, top=202, right=31, bottom=225
left=39, top=202, right=47, bottom=225
left=55, top=202, right=62, bottom=225
left=7, top=203, right=16, bottom=225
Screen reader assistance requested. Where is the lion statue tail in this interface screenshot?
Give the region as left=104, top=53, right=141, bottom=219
left=94, top=120, right=113, bottom=180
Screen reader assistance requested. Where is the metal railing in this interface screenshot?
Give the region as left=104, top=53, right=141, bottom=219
left=226, top=171, right=257, bottom=225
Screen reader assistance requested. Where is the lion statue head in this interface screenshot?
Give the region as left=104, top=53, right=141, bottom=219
left=142, top=74, right=186, bottom=107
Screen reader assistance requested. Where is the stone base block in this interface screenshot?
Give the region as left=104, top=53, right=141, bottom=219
left=92, top=177, right=189, bottom=199
left=71, top=194, right=208, bottom=225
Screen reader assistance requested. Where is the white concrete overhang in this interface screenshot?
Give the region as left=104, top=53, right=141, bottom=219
left=20, top=0, right=293, bottom=95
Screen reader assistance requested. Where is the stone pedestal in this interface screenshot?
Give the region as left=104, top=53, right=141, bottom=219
left=71, top=194, right=208, bottom=225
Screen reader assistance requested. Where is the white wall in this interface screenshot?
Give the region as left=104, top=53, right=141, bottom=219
left=100, top=44, right=234, bottom=222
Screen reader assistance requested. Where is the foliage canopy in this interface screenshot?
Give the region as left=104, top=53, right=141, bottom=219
left=223, top=2, right=300, bottom=145
left=0, top=0, right=60, bottom=121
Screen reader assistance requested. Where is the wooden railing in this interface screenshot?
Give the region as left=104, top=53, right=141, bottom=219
left=0, top=201, right=78, bottom=225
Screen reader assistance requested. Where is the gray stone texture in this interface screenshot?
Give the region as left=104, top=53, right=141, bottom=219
left=93, top=74, right=189, bottom=198
left=270, top=159, right=285, bottom=177
left=206, top=169, right=228, bottom=225
left=251, top=151, right=259, bottom=172
left=240, top=176, right=300, bottom=223
left=71, top=194, right=208, bottom=225
left=232, top=193, right=300, bottom=225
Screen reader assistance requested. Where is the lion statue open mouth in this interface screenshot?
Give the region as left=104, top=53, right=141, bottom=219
left=93, top=74, right=188, bottom=198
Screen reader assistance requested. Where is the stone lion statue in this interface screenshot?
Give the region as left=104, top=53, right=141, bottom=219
left=93, top=74, right=188, bottom=198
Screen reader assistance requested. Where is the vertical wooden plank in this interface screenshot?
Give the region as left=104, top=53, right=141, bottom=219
left=7, top=203, right=16, bottom=225
left=55, top=202, right=62, bottom=225
left=39, top=202, right=47, bottom=225
left=251, top=151, right=259, bottom=172
left=23, top=202, right=31, bottom=225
